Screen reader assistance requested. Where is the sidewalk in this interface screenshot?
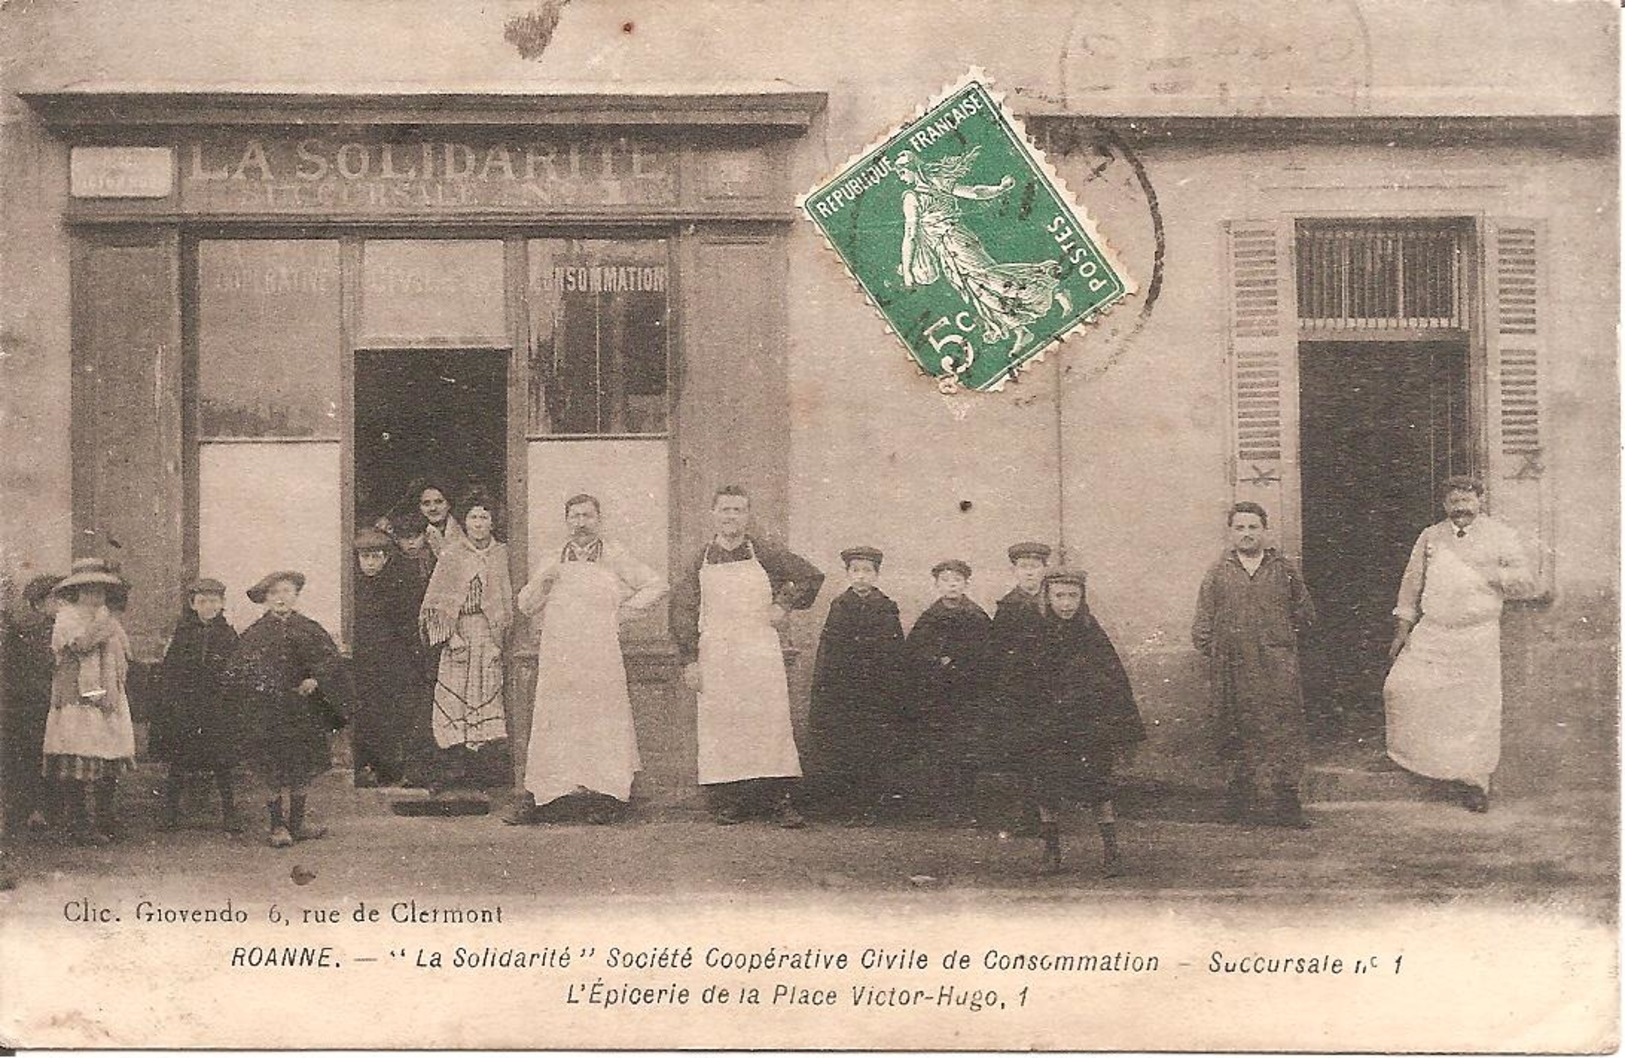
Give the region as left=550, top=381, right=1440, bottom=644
left=3, top=767, right=1616, bottom=917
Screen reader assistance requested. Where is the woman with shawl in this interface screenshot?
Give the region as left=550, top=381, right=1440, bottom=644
left=419, top=488, right=514, bottom=792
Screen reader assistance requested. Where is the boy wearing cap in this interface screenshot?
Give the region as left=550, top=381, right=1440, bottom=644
left=152, top=578, right=243, bottom=833
left=806, top=546, right=907, bottom=824
left=905, top=559, right=993, bottom=824
left=351, top=529, right=425, bottom=788
left=1026, top=568, right=1144, bottom=876
left=231, top=571, right=351, bottom=848
left=984, top=542, right=1052, bottom=781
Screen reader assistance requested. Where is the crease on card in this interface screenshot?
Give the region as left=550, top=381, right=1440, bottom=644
left=796, top=67, right=1138, bottom=395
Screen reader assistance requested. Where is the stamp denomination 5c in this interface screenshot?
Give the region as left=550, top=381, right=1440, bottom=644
left=800, top=71, right=1136, bottom=393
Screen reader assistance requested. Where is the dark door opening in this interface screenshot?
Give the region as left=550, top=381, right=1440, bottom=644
left=1298, top=341, right=1471, bottom=742
left=354, top=350, right=508, bottom=529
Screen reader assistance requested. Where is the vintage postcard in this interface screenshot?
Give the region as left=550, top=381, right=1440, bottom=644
left=0, top=0, right=1618, bottom=1052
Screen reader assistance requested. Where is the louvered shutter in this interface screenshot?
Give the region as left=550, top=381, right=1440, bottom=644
left=1485, top=218, right=1553, bottom=598
left=1225, top=219, right=1300, bottom=551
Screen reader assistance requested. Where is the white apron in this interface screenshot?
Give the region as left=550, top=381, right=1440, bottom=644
left=695, top=544, right=802, bottom=784
left=1383, top=543, right=1504, bottom=790
left=524, top=559, right=641, bottom=804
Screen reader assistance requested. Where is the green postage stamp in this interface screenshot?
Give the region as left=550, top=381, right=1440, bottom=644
left=800, top=71, right=1135, bottom=393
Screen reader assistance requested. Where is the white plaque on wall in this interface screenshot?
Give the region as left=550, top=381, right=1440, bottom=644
left=69, top=146, right=175, bottom=199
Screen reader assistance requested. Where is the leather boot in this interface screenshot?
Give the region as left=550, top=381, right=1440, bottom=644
left=1099, top=821, right=1124, bottom=877
left=267, top=797, right=293, bottom=848
left=217, top=772, right=244, bottom=834
left=92, top=777, right=120, bottom=842
left=70, top=782, right=108, bottom=847
left=1037, top=821, right=1063, bottom=875
left=159, top=772, right=184, bottom=831
left=288, top=793, right=327, bottom=842
left=1270, top=784, right=1311, bottom=829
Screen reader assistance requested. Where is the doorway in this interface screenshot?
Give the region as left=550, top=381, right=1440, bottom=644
left=354, top=349, right=508, bottom=528
left=1297, top=341, right=1471, bottom=740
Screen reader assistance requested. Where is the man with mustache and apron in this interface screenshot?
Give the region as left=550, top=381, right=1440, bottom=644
left=670, top=485, right=825, bottom=827
left=508, top=494, right=666, bottom=825
left=1384, top=476, right=1536, bottom=814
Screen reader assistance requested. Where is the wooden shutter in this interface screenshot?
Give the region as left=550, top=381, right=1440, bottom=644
left=1485, top=217, right=1553, bottom=597
left=71, top=228, right=184, bottom=656
left=1225, top=219, right=1299, bottom=552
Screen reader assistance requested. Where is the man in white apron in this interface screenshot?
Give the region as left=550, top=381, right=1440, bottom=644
left=670, top=485, right=825, bottom=827
left=506, top=494, right=666, bottom=825
left=1384, top=477, right=1536, bottom=813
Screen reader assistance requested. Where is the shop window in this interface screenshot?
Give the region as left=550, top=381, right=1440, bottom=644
left=361, top=239, right=507, bottom=347
left=527, top=238, right=669, bottom=436
left=197, top=240, right=341, bottom=438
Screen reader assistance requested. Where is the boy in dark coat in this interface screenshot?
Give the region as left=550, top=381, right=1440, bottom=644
left=350, top=529, right=426, bottom=788
left=2, top=573, right=61, bottom=831
left=904, top=559, right=993, bottom=824
left=985, top=542, right=1052, bottom=773
left=231, top=571, right=351, bottom=849
left=1024, top=568, right=1145, bottom=877
left=152, top=578, right=243, bottom=833
left=807, top=546, right=907, bottom=824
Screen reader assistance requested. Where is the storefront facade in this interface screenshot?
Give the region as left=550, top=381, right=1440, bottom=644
left=4, top=1, right=1617, bottom=801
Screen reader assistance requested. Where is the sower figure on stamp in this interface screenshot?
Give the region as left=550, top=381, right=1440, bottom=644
left=671, top=485, right=825, bottom=828
left=507, top=493, right=667, bottom=826
left=1023, top=568, right=1144, bottom=877
left=151, top=578, right=243, bottom=833
left=1383, top=476, right=1536, bottom=813
left=904, top=559, right=993, bottom=825
left=806, top=546, right=907, bottom=825
left=232, top=571, right=351, bottom=849
left=1191, top=503, right=1317, bottom=828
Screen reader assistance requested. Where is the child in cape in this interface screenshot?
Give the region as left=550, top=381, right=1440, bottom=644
left=1023, top=568, right=1145, bottom=877
left=231, top=571, right=351, bottom=848
left=904, top=559, right=993, bottom=824
left=806, top=546, right=907, bottom=824
left=151, top=578, right=243, bottom=833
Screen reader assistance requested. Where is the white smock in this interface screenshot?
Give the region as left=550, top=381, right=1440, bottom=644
left=523, top=557, right=643, bottom=804
left=695, top=542, right=802, bottom=784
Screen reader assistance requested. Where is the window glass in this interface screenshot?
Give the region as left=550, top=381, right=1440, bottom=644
left=528, top=239, right=669, bottom=435
left=362, top=239, right=507, bottom=347
left=197, top=240, right=341, bottom=438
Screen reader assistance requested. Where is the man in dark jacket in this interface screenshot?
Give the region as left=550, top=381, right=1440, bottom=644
left=350, top=529, right=426, bottom=788
left=1192, top=502, right=1316, bottom=827
left=1026, top=568, right=1144, bottom=877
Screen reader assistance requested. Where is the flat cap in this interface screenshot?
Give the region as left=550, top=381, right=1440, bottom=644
left=1041, top=567, right=1088, bottom=589
left=840, top=545, right=884, bottom=568
left=1007, top=541, right=1052, bottom=563
left=931, top=559, right=973, bottom=579
left=187, top=577, right=227, bottom=597
left=247, top=570, right=306, bottom=604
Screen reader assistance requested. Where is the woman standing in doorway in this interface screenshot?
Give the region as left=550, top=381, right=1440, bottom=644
left=419, top=488, right=513, bottom=793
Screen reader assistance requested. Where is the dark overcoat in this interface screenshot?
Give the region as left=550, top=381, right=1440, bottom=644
left=1024, top=608, right=1145, bottom=805
left=150, top=610, right=240, bottom=771
left=807, top=587, right=908, bottom=794
left=230, top=611, right=351, bottom=785
left=351, top=558, right=429, bottom=780
left=904, top=596, right=993, bottom=761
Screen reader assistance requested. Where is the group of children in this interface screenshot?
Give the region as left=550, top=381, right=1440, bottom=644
left=4, top=535, right=1144, bottom=877
left=807, top=542, right=1144, bottom=876
left=3, top=561, right=349, bottom=849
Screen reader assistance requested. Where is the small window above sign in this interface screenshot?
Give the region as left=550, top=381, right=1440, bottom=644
left=69, top=146, right=175, bottom=199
